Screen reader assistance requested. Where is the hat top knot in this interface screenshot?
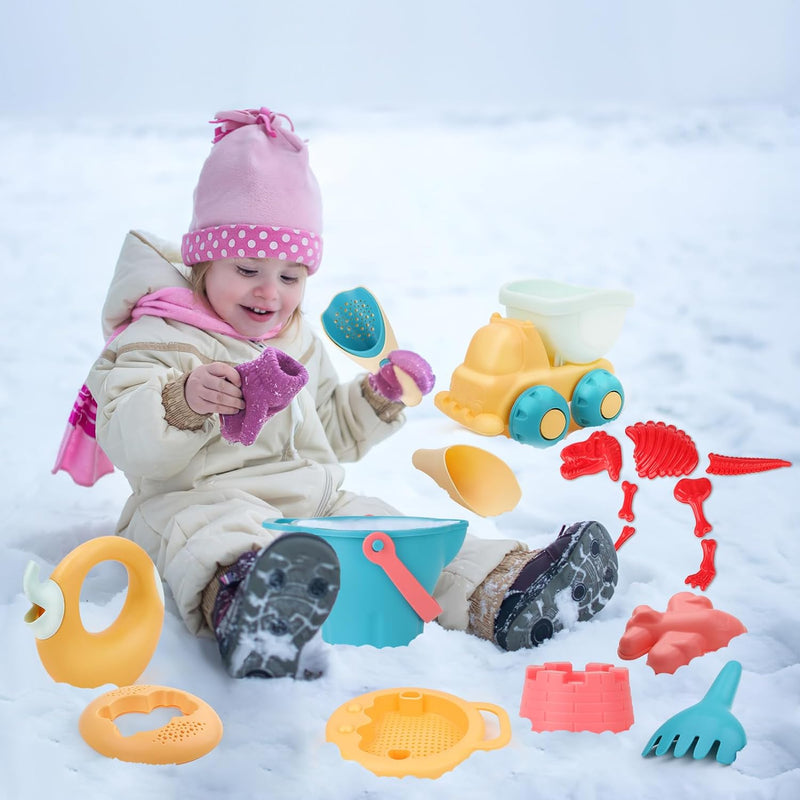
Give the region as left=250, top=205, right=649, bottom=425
left=211, top=108, right=299, bottom=147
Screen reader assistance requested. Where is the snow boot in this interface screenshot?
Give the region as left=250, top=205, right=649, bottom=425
left=212, top=532, right=340, bottom=679
left=492, top=520, right=618, bottom=651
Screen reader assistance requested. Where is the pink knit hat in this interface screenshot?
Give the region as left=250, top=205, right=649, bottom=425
left=181, top=107, right=323, bottom=272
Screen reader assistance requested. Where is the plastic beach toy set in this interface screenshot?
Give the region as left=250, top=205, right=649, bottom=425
left=29, top=278, right=791, bottom=776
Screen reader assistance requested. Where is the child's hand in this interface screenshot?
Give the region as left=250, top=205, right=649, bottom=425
left=184, top=363, right=244, bottom=415
left=220, top=347, right=309, bottom=446
left=369, top=350, right=435, bottom=403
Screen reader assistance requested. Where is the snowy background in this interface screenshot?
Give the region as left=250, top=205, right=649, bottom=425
left=2, top=2, right=799, bottom=799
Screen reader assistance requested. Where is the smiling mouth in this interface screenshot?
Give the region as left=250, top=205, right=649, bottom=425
left=244, top=306, right=276, bottom=316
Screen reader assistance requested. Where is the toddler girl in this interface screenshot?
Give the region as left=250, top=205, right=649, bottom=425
left=74, top=107, right=617, bottom=679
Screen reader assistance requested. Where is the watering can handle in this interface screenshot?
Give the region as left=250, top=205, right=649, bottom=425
left=362, top=532, right=443, bottom=622
left=470, top=702, right=512, bottom=751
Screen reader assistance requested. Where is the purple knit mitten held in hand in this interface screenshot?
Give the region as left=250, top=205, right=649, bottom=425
left=220, top=347, right=309, bottom=446
left=368, top=350, right=435, bottom=402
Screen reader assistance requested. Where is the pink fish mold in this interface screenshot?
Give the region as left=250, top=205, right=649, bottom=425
left=617, top=592, right=746, bottom=674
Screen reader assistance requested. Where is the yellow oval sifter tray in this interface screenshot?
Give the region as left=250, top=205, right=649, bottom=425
left=326, top=687, right=511, bottom=778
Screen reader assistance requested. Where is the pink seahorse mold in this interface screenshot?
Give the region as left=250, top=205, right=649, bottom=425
left=220, top=347, right=309, bottom=446
left=617, top=592, right=746, bottom=674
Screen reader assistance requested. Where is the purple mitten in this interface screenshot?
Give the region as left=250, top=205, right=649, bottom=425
left=220, top=347, right=308, bottom=446
left=368, top=350, right=435, bottom=402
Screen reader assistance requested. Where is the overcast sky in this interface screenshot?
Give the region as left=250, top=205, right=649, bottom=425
left=1, top=0, right=798, bottom=118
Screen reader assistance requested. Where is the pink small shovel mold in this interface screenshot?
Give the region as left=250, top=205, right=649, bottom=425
left=519, top=662, right=634, bottom=733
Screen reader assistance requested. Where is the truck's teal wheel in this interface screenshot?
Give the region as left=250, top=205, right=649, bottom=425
left=508, top=386, right=570, bottom=447
left=571, top=369, right=624, bottom=428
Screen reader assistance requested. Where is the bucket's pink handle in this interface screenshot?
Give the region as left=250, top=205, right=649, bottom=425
left=362, top=532, right=443, bottom=622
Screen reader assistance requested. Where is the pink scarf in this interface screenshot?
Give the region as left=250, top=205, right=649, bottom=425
left=52, top=287, right=283, bottom=486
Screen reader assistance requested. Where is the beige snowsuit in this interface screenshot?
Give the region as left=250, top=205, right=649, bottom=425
left=87, top=231, right=520, bottom=636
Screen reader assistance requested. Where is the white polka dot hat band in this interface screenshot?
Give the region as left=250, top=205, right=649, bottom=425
left=181, top=107, right=323, bottom=272
left=182, top=224, right=322, bottom=268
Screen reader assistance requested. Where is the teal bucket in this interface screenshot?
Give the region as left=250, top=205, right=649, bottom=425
left=262, top=516, right=468, bottom=647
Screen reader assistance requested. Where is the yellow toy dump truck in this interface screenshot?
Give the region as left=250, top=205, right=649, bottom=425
left=435, top=280, right=634, bottom=447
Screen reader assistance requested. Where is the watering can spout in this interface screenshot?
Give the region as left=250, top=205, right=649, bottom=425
left=23, top=561, right=65, bottom=640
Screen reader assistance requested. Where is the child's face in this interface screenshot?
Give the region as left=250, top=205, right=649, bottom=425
left=204, top=257, right=306, bottom=338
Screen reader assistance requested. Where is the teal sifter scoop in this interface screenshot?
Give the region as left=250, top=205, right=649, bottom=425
left=321, top=286, right=422, bottom=406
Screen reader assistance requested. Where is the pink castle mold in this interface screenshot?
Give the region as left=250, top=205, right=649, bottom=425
left=519, top=662, right=634, bottom=733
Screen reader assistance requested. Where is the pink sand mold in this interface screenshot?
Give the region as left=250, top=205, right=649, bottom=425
left=559, top=431, right=622, bottom=481
left=706, top=453, right=792, bottom=475
left=614, top=525, right=636, bottom=550
left=673, top=477, right=713, bottom=537
left=617, top=592, right=746, bottom=674
left=519, top=662, right=634, bottom=733
left=685, top=538, right=717, bottom=591
left=618, top=481, right=638, bottom=522
left=625, top=421, right=699, bottom=479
